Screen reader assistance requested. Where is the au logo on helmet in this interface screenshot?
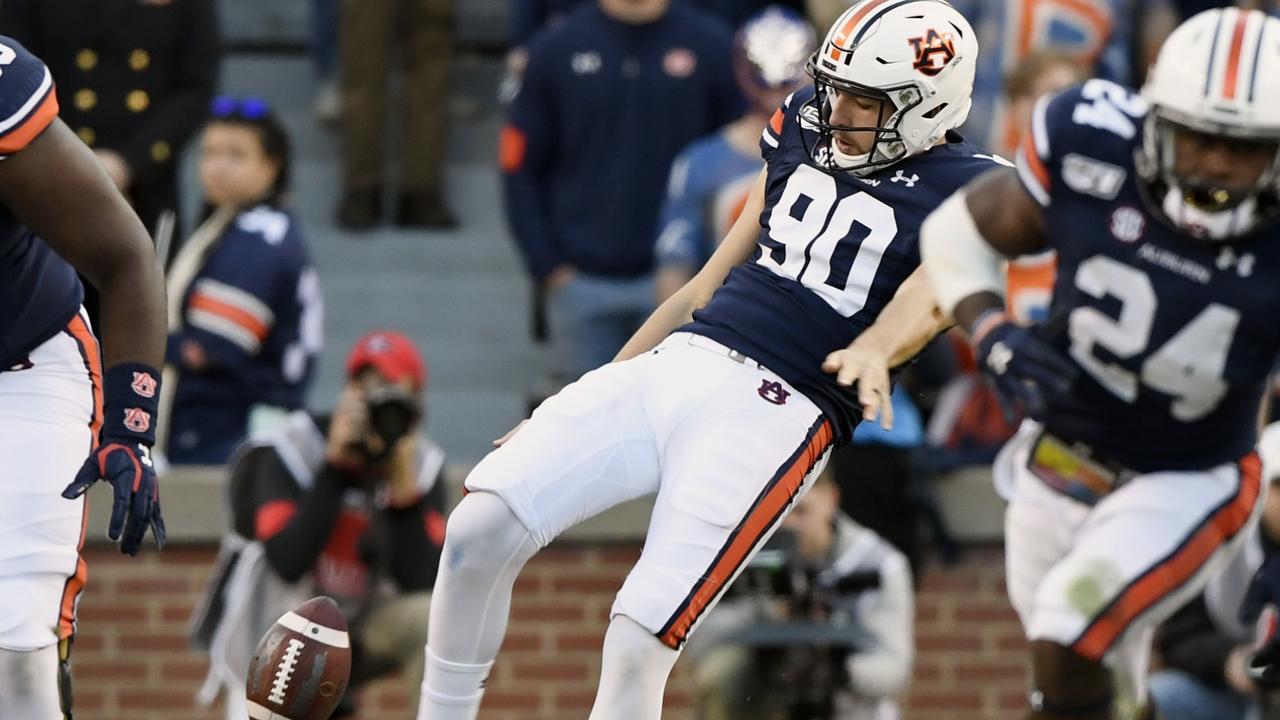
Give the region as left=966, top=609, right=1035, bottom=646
left=908, top=29, right=955, bottom=76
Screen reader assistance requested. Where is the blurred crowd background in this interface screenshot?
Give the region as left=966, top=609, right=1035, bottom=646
left=11, top=0, right=1280, bottom=718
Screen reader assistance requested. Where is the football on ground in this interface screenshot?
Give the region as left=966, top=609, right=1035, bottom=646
left=245, top=596, right=352, bottom=720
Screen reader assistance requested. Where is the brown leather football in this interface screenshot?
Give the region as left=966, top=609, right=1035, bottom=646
left=245, top=596, right=352, bottom=720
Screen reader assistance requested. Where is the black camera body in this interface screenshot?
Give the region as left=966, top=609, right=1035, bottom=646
left=726, top=528, right=880, bottom=720
left=362, top=385, right=422, bottom=460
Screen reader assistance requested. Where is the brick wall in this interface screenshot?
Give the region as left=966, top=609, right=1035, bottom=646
left=73, top=543, right=1027, bottom=720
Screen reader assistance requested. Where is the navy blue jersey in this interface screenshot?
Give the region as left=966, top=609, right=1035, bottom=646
left=501, top=2, right=739, bottom=281
left=1015, top=79, right=1280, bottom=472
left=686, top=86, right=1006, bottom=443
left=168, top=206, right=322, bottom=462
left=0, top=36, right=83, bottom=370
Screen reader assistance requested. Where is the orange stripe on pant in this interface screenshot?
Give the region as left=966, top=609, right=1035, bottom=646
left=60, top=313, right=102, bottom=640
left=658, top=419, right=834, bottom=649
left=1072, top=452, right=1262, bottom=660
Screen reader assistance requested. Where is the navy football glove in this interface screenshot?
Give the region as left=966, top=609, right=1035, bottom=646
left=62, top=364, right=166, bottom=556
left=971, top=310, right=1077, bottom=417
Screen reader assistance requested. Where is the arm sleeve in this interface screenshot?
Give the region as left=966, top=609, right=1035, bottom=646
left=116, top=0, right=220, bottom=186
left=499, top=45, right=565, bottom=282
left=654, top=149, right=707, bottom=270
left=1155, top=596, right=1238, bottom=690
left=251, top=453, right=353, bottom=584
left=0, top=35, right=58, bottom=159
left=175, top=214, right=288, bottom=368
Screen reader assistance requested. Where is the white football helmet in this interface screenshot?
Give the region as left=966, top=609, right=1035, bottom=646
left=802, top=0, right=977, bottom=175
left=1138, top=7, right=1280, bottom=240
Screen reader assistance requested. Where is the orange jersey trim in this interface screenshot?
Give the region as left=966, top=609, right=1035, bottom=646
left=1072, top=452, right=1262, bottom=660
left=190, top=293, right=270, bottom=341
left=499, top=125, right=528, bottom=174
left=0, top=87, right=58, bottom=156
left=1021, top=130, right=1051, bottom=193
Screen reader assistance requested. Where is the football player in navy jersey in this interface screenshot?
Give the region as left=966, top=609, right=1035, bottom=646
left=417, top=2, right=1006, bottom=719
left=0, top=36, right=166, bottom=720
left=847, top=7, right=1280, bottom=719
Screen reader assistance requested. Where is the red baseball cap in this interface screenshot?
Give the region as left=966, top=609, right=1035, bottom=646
left=345, top=331, right=427, bottom=390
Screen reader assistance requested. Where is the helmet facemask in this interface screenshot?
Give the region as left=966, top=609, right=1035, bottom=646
left=1137, top=109, right=1280, bottom=241
left=800, top=53, right=925, bottom=176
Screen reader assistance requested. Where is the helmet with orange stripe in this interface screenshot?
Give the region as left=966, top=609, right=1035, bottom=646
left=1138, top=7, right=1280, bottom=241
left=802, top=0, right=977, bottom=176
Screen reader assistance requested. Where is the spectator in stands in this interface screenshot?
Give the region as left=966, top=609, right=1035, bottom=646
left=654, top=6, right=815, bottom=304
left=944, top=0, right=1177, bottom=153
left=190, top=330, right=448, bottom=720
left=688, top=473, right=914, bottom=720
left=311, top=0, right=341, bottom=124
left=501, top=0, right=740, bottom=388
left=336, top=0, right=456, bottom=230
left=0, top=0, right=221, bottom=324
left=160, top=98, right=323, bottom=465
left=1149, top=424, right=1280, bottom=719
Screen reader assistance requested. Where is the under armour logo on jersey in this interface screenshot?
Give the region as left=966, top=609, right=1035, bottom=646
left=987, top=342, right=1013, bottom=375
left=907, top=29, right=956, bottom=77
left=1216, top=247, right=1255, bottom=277
left=757, top=379, right=791, bottom=406
left=890, top=170, right=918, bottom=188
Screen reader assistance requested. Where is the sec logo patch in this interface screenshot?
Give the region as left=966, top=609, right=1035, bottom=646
left=1109, top=206, right=1145, bottom=243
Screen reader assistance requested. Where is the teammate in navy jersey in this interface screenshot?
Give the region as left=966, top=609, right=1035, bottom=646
left=0, top=36, right=166, bottom=719
left=848, top=7, right=1280, bottom=719
left=417, top=3, right=1001, bottom=719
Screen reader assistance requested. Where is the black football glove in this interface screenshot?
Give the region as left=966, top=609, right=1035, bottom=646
left=62, top=364, right=166, bottom=556
left=972, top=310, right=1077, bottom=417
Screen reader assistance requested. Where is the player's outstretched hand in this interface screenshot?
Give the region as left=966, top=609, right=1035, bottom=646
left=823, top=346, right=894, bottom=430
left=61, top=363, right=166, bottom=556
left=63, top=441, right=165, bottom=555
left=972, top=312, right=1076, bottom=417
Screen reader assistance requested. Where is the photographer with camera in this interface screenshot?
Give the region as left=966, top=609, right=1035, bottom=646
left=689, top=473, right=914, bottom=720
left=190, top=330, right=447, bottom=719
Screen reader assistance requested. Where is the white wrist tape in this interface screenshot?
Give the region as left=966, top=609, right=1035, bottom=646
left=920, top=190, right=1007, bottom=319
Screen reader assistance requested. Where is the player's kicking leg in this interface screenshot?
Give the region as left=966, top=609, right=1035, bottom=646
left=1000, top=422, right=1263, bottom=719
left=588, top=335, right=834, bottom=719
left=0, top=313, right=99, bottom=720
left=417, top=351, right=667, bottom=720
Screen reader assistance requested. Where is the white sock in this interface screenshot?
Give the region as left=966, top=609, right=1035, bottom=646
left=417, top=649, right=493, bottom=720
left=588, top=615, right=681, bottom=720
left=415, top=492, right=539, bottom=720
